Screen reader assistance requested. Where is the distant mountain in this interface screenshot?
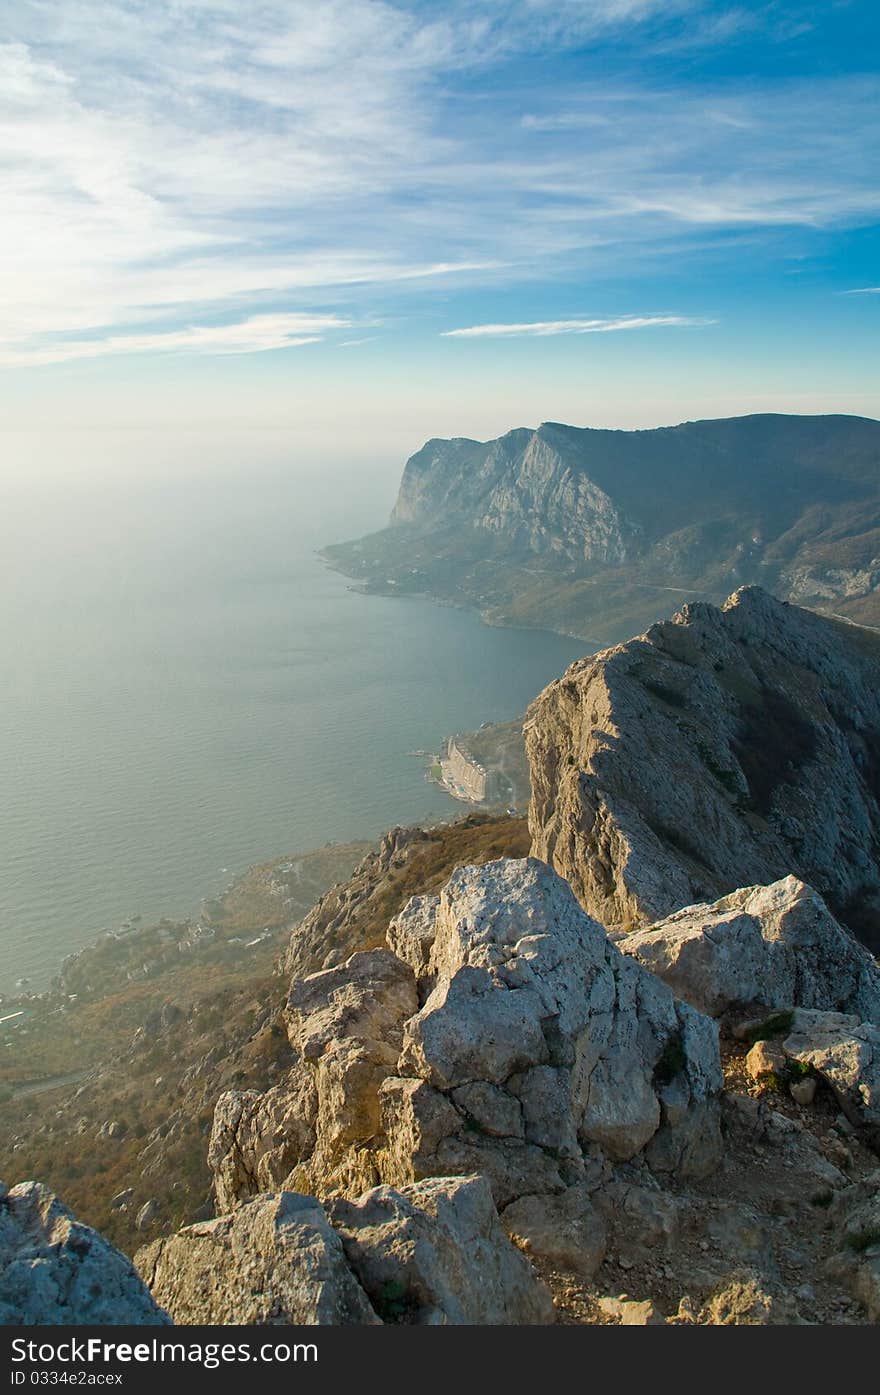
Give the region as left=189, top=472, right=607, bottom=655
left=324, top=414, right=880, bottom=642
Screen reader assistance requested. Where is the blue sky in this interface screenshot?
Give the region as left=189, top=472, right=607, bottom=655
left=1, top=1, right=878, bottom=455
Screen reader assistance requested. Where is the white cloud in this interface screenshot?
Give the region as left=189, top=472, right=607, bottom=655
left=443, top=315, right=714, bottom=338
left=844, top=287, right=880, bottom=295
left=0, top=314, right=351, bottom=367
left=0, top=3, right=876, bottom=365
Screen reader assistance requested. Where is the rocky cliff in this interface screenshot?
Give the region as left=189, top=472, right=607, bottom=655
left=527, top=587, right=880, bottom=951
left=325, top=414, right=880, bottom=641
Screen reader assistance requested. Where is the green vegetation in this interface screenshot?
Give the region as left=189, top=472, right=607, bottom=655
left=653, top=1031, right=687, bottom=1087
left=742, top=1011, right=795, bottom=1044
left=845, top=1226, right=880, bottom=1254
left=373, top=1279, right=419, bottom=1323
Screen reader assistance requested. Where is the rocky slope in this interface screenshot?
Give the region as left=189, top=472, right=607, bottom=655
left=527, top=587, right=880, bottom=951
left=325, top=414, right=880, bottom=642
left=7, top=590, right=880, bottom=1326
left=0, top=1181, right=169, bottom=1325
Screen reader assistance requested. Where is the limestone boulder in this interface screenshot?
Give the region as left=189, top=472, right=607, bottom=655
left=285, top=947, right=417, bottom=1062
left=782, top=1009, right=880, bottom=1148
left=136, top=1192, right=379, bottom=1326
left=0, top=1181, right=169, bottom=1325
left=620, top=877, right=880, bottom=1021
left=210, top=859, right=723, bottom=1221
left=501, top=1185, right=607, bottom=1278
left=393, top=858, right=723, bottom=1182
left=327, top=1175, right=554, bottom=1325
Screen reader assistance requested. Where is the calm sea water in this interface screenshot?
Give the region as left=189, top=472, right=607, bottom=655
left=0, top=450, right=584, bottom=994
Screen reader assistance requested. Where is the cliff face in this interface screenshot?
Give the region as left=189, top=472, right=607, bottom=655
left=391, top=426, right=639, bottom=567
left=526, top=587, right=880, bottom=950
left=327, top=414, right=880, bottom=640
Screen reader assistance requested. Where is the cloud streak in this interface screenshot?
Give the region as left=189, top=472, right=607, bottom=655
left=0, top=314, right=351, bottom=367
left=443, top=315, right=714, bottom=338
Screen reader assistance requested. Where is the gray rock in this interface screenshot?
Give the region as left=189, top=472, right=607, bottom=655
left=208, top=1066, right=317, bottom=1213
left=211, top=859, right=723, bottom=1217
left=825, top=1172, right=880, bottom=1321
left=501, top=1186, right=607, bottom=1278
left=594, top=1182, right=678, bottom=1264
left=527, top=587, right=880, bottom=954
left=0, top=1181, right=169, bottom=1325
left=620, top=877, right=880, bottom=1021
left=327, top=1174, right=554, bottom=1325
left=783, top=1009, right=880, bottom=1147
left=135, top=1199, right=159, bottom=1231
left=136, top=1192, right=379, bottom=1325
left=395, top=858, right=723, bottom=1179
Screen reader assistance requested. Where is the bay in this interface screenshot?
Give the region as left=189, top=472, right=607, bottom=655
left=0, top=449, right=584, bottom=994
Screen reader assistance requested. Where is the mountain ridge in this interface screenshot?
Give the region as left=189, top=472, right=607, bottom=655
left=326, top=412, right=880, bottom=642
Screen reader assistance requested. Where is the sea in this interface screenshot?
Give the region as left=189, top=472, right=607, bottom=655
left=0, top=440, right=585, bottom=995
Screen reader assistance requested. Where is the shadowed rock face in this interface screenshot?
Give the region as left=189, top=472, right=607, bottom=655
left=526, top=587, right=880, bottom=950
left=0, top=1182, right=169, bottom=1325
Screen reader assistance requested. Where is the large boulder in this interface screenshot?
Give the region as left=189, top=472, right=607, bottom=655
left=782, top=1009, right=880, bottom=1149
left=327, top=1174, right=554, bottom=1324
left=526, top=587, right=880, bottom=953
left=136, top=1179, right=551, bottom=1327
left=0, top=1181, right=169, bottom=1325
left=501, top=1185, right=607, bottom=1278
left=135, top=1192, right=379, bottom=1326
left=211, top=858, right=723, bottom=1216
left=620, top=877, right=880, bottom=1022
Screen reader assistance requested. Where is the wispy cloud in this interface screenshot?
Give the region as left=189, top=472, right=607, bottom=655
left=844, top=287, right=880, bottom=295
left=0, top=2, right=876, bottom=366
left=443, top=315, right=714, bottom=338
left=0, top=314, right=351, bottom=367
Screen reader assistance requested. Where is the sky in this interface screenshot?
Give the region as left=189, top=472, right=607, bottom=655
left=1, top=0, right=878, bottom=470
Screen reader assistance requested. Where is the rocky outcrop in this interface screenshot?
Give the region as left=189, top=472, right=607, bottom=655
left=209, top=1068, right=318, bottom=1215
left=282, top=827, right=432, bottom=981
left=136, top=1178, right=552, bottom=1326
left=210, top=858, right=723, bottom=1218
left=501, top=1185, right=607, bottom=1278
left=391, top=426, right=639, bottom=566
left=327, top=1174, right=553, bottom=1324
left=782, top=1009, right=880, bottom=1149
left=527, top=587, right=880, bottom=951
left=136, top=1191, right=380, bottom=1325
left=620, top=877, right=880, bottom=1021
left=0, top=1181, right=169, bottom=1325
